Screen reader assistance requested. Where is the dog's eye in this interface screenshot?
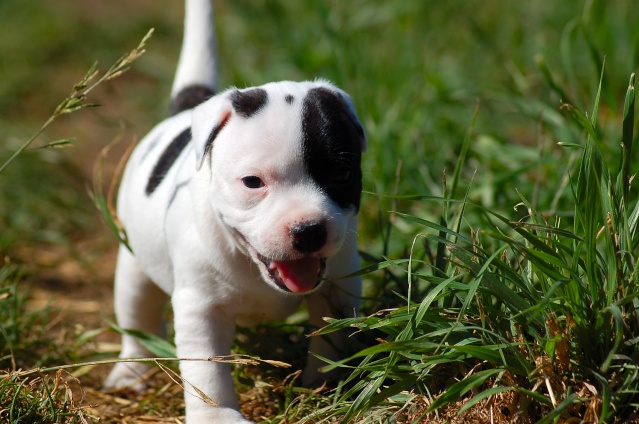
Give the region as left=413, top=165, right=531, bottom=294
left=242, top=176, right=265, bottom=189
left=332, top=169, right=352, bottom=184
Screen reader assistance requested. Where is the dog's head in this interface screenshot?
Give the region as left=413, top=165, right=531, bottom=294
left=190, top=81, right=366, bottom=295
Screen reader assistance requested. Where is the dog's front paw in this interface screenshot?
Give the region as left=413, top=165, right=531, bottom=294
left=187, top=407, right=254, bottom=424
left=103, top=362, right=152, bottom=392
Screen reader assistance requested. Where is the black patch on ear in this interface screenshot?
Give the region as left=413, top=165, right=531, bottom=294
left=285, top=94, right=294, bottom=104
left=200, top=112, right=231, bottom=167
left=169, top=85, right=216, bottom=116
left=230, top=88, right=268, bottom=117
left=301, top=87, right=363, bottom=211
left=146, top=128, right=192, bottom=195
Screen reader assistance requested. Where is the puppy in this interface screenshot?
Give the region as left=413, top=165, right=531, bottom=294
left=103, top=0, right=366, bottom=422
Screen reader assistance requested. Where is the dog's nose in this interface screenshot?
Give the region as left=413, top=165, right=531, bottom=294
left=290, top=220, right=327, bottom=254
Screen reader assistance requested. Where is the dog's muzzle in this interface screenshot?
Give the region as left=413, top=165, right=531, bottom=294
left=237, top=229, right=328, bottom=294
left=258, top=254, right=327, bottom=293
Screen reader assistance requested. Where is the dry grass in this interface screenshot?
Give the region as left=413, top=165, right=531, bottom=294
left=5, top=231, right=634, bottom=423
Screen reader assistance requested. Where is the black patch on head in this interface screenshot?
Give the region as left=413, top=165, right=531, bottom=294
left=230, top=88, right=268, bottom=117
left=169, top=85, right=216, bottom=116
left=146, top=128, right=192, bottom=195
left=301, top=87, right=364, bottom=211
left=285, top=94, right=294, bottom=104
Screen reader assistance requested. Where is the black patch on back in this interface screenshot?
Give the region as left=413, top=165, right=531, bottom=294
left=230, top=88, right=268, bottom=117
left=146, top=128, right=192, bottom=195
left=169, top=85, right=215, bottom=116
left=285, top=94, right=294, bottom=104
left=301, top=87, right=364, bottom=211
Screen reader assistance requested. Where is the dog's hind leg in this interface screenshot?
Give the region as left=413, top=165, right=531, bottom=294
left=103, top=246, right=169, bottom=391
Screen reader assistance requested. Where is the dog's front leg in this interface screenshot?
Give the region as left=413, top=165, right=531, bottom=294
left=172, top=287, right=252, bottom=424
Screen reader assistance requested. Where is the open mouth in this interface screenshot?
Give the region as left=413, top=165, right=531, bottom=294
left=235, top=232, right=328, bottom=294
left=257, top=253, right=327, bottom=293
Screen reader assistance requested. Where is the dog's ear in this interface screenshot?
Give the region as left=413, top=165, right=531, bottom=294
left=335, top=90, right=367, bottom=153
left=191, top=93, right=233, bottom=171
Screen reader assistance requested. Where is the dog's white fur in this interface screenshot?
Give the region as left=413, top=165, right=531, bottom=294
left=103, top=0, right=364, bottom=423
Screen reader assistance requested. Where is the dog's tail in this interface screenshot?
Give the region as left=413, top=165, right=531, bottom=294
left=169, top=0, right=218, bottom=116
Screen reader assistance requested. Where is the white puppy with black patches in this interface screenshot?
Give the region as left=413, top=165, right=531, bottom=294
left=103, top=0, right=366, bottom=422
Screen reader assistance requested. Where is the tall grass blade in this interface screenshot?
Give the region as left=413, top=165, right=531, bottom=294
left=109, top=324, right=176, bottom=358
left=0, top=29, right=152, bottom=174
left=590, top=58, right=605, bottom=129
left=536, top=393, right=579, bottom=424
left=599, top=304, right=624, bottom=373
left=456, top=386, right=513, bottom=414
left=426, top=369, right=502, bottom=412
left=621, top=73, right=636, bottom=201
left=450, top=101, right=480, bottom=201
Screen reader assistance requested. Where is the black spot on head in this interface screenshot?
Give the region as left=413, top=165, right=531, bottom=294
left=301, top=87, right=364, bottom=211
left=146, top=128, right=192, bottom=195
left=230, top=88, right=268, bottom=118
left=169, top=85, right=215, bottom=116
left=285, top=94, right=294, bottom=104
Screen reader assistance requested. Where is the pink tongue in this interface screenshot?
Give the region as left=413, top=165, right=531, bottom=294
left=273, top=257, right=321, bottom=293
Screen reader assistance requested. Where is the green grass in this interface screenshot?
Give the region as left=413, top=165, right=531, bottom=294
left=2, top=0, right=639, bottom=422
left=305, top=71, right=639, bottom=422
left=0, top=262, right=89, bottom=423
